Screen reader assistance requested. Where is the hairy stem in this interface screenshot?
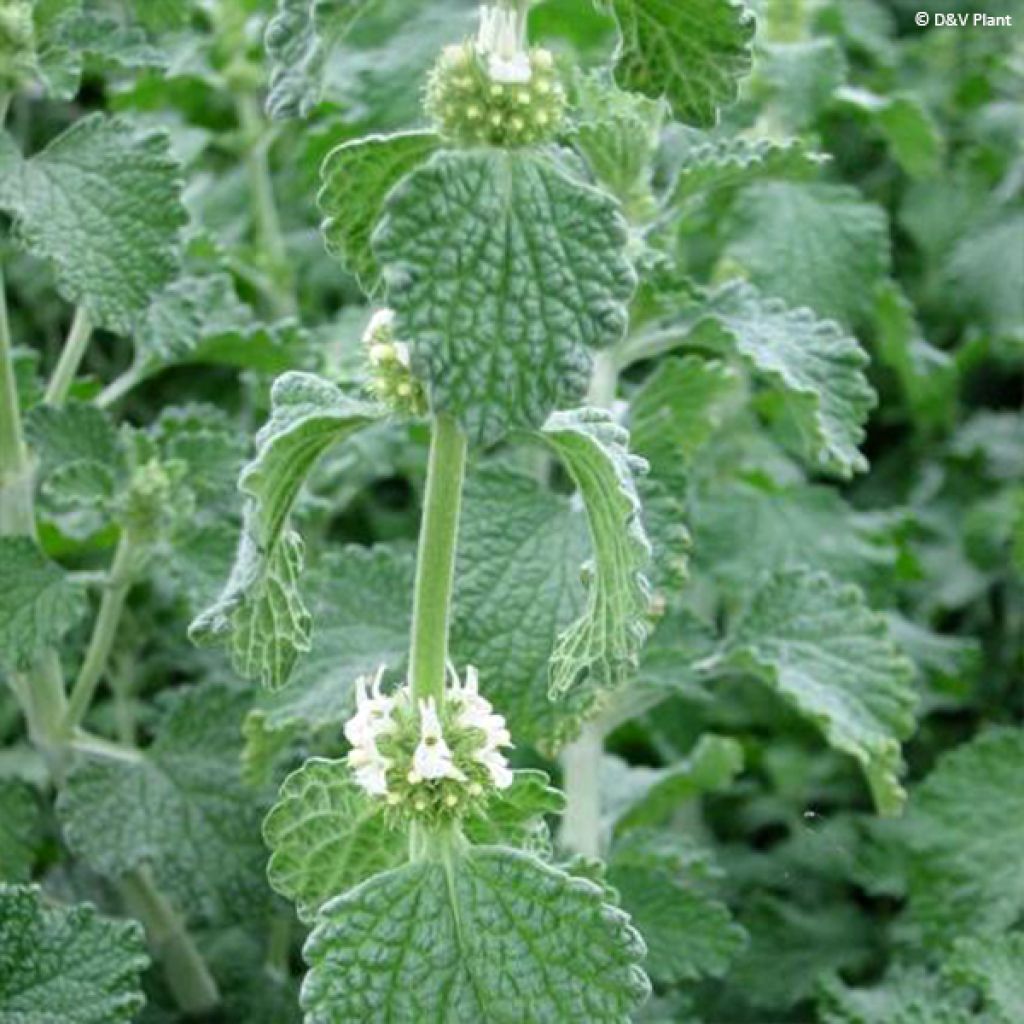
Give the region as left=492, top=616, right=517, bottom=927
left=44, top=306, right=93, bottom=406
left=65, top=532, right=138, bottom=730
left=118, top=868, right=220, bottom=1016
left=95, top=363, right=146, bottom=409
left=409, top=414, right=467, bottom=706
left=559, top=724, right=604, bottom=858
left=0, top=263, right=35, bottom=536
left=237, top=92, right=295, bottom=318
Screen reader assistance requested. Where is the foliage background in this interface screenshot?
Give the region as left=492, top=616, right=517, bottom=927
left=0, top=0, right=1021, bottom=1021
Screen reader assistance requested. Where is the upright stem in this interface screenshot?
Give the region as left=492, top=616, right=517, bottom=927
left=65, top=532, right=138, bottom=730
left=409, top=414, right=467, bottom=706
left=118, top=868, right=220, bottom=1016
left=44, top=306, right=93, bottom=406
left=236, top=93, right=295, bottom=318
left=0, top=263, right=34, bottom=536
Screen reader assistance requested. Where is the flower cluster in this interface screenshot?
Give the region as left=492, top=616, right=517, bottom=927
left=345, top=664, right=514, bottom=824
left=361, top=309, right=427, bottom=416
left=424, top=6, right=566, bottom=148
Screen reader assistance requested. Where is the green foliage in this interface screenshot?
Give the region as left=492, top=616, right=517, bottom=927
left=302, top=846, right=650, bottom=1021
left=0, top=884, right=148, bottom=1023
left=372, top=148, right=636, bottom=444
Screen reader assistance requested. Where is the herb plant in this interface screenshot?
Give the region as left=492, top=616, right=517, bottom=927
left=0, top=0, right=1021, bottom=1022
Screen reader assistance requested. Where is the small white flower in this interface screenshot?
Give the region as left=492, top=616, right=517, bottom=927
left=349, top=746, right=392, bottom=797
left=364, top=308, right=395, bottom=342
left=344, top=666, right=396, bottom=748
left=412, top=698, right=467, bottom=782
left=450, top=665, right=513, bottom=750
left=477, top=4, right=532, bottom=84
left=392, top=341, right=412, bottom=369
left=475, top=745, right=514, bottom=790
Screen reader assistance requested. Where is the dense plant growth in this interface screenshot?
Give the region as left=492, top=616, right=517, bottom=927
left=0, top=0, right=1020, bottom=1021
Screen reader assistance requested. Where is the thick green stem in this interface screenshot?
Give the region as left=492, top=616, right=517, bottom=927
left=409, top=414, right=467, bottom=706
left=118, top=868, right=220, bottom=1016
left=0, top=263, right=35, bottom=536
left=237, top=93, right=295, bottom=318
left=44, top=306, right=93, bottom=406
left=65, top=533, right=138, bottom=730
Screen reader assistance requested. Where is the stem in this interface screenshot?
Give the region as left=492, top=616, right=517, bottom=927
left=236, top=93, right=295, bottom=318
left=15, top=652, right=70, bottom=762
left=118, top=868, right=220, bottom=1016
left=65, top=533, right=138, bottom=731
left=0, top=262, right=34, bottom=536
left=95, top=363, right=146, bottom=409
left=44, top=307, right=93, bottom=406
left=409, top=414, right=467, bottom=705
left=559, top=724, right=604, bottom=858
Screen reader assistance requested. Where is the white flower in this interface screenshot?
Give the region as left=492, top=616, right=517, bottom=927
left=475, top=745, right=514, bottom=790
left=349, top=745, right=392, bottom=797
left=477, top=4, right=532, bottom=84
left=450, top=665, right=513, bottom=749
left=412, top=698, right=467, bottom=782
left=364, top=307, right=395, bottom=341
left=344, top=666, right=396, bottom=748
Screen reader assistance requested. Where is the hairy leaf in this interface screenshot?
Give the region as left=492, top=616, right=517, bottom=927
left=373, top=149, right=635, bottom=445
left=695, top=281, right=876, bottom=477
left=0, top=116, right=185, bottom=332
left=0, top=537, right=86, bottom=671
left=606, top=0, right=755, bottom=126
left=264, top=758, right=403, bottom=923
left=906, top=728, right=1024, bottom=942
left=0, top=884, right=148, bottom=1023
left=190, top=373, right=378, bottom=689
left=58, top=684, right=268, bottom=924
left=302, top=846, right=650, bottom=1021
left=723, top=568, right=917, bottom=815
left=540, top=408, right=652, bottom=697
left=723, top=181, right=890, bottom=329
left=948, top=932, right=1024, bottom=1023
left=319, top=131, right=440, bottom=291
left=0, top=781, right=42, bottom=882
left=669, top=135, right=827, bottom=205
left=819, top=966, right=979, bottom=1024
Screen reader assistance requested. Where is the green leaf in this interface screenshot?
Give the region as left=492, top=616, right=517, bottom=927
left=302, top=846, right=650, bottom=1022
left=57, top=684, right=268, bottom=924
left=723, top=181, right=890, bottom=329
left=691, top=477, right=899, bottom=595
left=948, top=933, right=1024, bottom=1023
left=319, top=131, right=440, bottom=292
left=756, top=39, right=847, bottom=129
left=694, top=281, right=876, bottom=477
left=24, top=400, right=121, bottom=474
left=723, top=568, right=917, bottom=815
left=0, top=537, right=86, bottom=671
left=265, top=0, right=376, bottom=119
left=0, top=116, right=185, bottom=333
left=604, top=735, right=744, bottom=834
left=608, top=854, right=746, bottom=984
left=254, top=545, right=414, bottom=737
left=540, top=408, right=653, bottom=697
left=874, top=281, right=957, bottom=432
left=263, top=757, right=404, bottom=924
left=835, top=87, right=943, bottom=180
left=0, top=884, right=148, bottom=1023
left=606, top=0, right=755, bottom=126
left=629, top=355, right=740, bottom=469
left=571, top=72, right=666, bottom=219
left=453, top=465, right=597, bottom=751
left=0, top=781, right=42, bottom=882
left=464, top=770, right=566, bottom=854
left=373, top=149, right=636, bottom=445
left=190, top=373, right=378, bottom=689
left=906, top=728, right=1024, bottom=943
left=668, top=135, right=828, bottom=206
left=819, top=966, right=979, bottom=1024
